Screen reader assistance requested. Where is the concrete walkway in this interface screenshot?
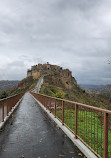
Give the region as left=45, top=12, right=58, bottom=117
left=0, top=93, right=85, bottom=158
left=34, top=76, right=44, bottom=93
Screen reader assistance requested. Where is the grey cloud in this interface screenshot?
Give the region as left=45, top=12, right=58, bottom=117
left=56, top=0, right=102, bottom=12
left=0, top=0, right=111, bottom=85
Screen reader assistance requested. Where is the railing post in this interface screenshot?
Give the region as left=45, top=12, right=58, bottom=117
left=54, top=100, right=56, bottom=118
left=2, top=103, right=4, bottom=122
left=75, top=104, right=78, bottom=139
left=6, top=103, right=9, bottom=116
left=46, top=98, right=48, bottom=110
left=44, top=98, right=45, bottom=107
left=103, top=112, right=108, bottom=158
left=62, top=100, right=64, bottom=125
left=50, top=99, right=51, bottom=113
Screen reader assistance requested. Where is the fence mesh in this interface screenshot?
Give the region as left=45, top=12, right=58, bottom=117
left=30, top=92, right=111, bottom=158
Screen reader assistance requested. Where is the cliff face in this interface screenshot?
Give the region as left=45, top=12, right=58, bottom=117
left=43, top=73, right=77, bottom=90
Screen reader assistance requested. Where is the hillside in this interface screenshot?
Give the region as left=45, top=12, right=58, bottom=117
left=40, top=74, right=111, bottom=110
left=11, top=76, right=38, bottom=95
left=0, top=80, right=19, bottom=92
left=80, top=84, right=111, bottom=95
left=10, top=62, right=111, bottom=111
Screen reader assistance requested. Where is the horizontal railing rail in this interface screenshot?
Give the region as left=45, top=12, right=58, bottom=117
left=30, top=91, right=111, bottom=158
left=0, top=93, right=25, bottom=123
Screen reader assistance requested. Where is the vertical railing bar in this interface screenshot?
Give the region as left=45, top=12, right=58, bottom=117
left=6, top=103, right=8, bottom=116
left=71, top=103, right=72, bottom=129
left=46, top=98, right=48, bottom=110
left=50, top=99, right=51, bottom=113
left=73, top=103, right=74, bottom=130
left=91, top=109, right=92, bottom=148
left=97, top=112, right=98, bottom=154
left=80, top=106, right=81, bottom=137
left=94, top=111, right=95, bottom=151
left=73, top=103, right=75, bottom=133
left=44, top=97, right=46, bottom=108
left=84, top=108, right=85, bottom=141
left=74, top=104, right=78, bottom=139
left=78, top=105, right=79, bottom=136
left=86, top=108, right=87, bottom=143
left=73, top=103, right=75, bottom=130
left=101, top=112, right=103, bottom=157
left=70, top=103, right=71, bottom=129
left=103, top=112, right=108, bottom=158
left=45, top=97, right=46, bottom=107
left=110, top=137, right=111, bottom=158
left=88, top=108, right=89, bottom=146
left=62, top=100, right=64, bottom=125
left=82, top=107, right=84, bottom=139
left=2, top=103, right=4, bottom=122
left=81, top=107, right=83, bottom=138
left=110, top=130, right=111, bottom=158
left=54, top=100, right=56, bottom=118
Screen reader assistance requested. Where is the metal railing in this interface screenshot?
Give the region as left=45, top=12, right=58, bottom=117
left=0, top=93, right=24, bottom=123
left=30, top=92, right=111, bottom=158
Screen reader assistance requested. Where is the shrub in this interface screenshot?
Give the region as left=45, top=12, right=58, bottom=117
left=0, top=91, right=8, bottom=99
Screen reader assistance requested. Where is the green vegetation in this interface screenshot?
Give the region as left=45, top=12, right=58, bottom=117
left=40, top=82, right=111, bottom=110
left=39, top=73, right=111, bottom=157
left=56, top=109, right=111, bottom=158
left=0, top=91, right=8, bottom=99
left=40, top=74, right=111, bottom=111
left=43, top=70, right=54, bottom=76
left=11, top=76, right=38, bottom=95
left=40, top=85, right=66, bottom=99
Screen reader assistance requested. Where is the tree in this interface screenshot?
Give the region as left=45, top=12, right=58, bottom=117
left=0, top=91, right=8, bottom=99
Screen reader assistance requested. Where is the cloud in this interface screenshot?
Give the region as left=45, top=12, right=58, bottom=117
left=0, top=0, right=111, bottom=84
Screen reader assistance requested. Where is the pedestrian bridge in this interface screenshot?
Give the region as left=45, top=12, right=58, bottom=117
left=0, top=91, right=111, bottom=158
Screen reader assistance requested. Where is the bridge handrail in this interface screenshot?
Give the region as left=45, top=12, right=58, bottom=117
left=0, top=92, right=25, bottom=123
left=30, top=91, right=111, bottom=158
left=35, top=92, right=111, bottom=114
left=0, top=92, right=24, bottom=101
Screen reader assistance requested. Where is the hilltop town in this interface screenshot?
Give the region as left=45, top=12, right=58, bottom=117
left=8, top=62, right=111, bottom=113
left=27, top=62, right=72, bottom=79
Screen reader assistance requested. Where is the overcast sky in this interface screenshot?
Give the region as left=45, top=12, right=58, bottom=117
left=0, top=0, right=111, bottom=85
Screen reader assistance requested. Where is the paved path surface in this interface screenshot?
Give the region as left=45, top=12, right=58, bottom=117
left=34, top=76, right=44, bottom=93
left=0, top=93, right=85, bottom=158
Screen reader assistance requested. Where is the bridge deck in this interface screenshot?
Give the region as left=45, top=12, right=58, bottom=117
left=0, top=93, right=85, bottom=158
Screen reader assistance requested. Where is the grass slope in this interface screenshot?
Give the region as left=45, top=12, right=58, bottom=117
left=11, top=76, right=38, bottom=95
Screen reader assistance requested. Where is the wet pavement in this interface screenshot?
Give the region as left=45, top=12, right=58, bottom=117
left=0, top=93, right=85, bottom=158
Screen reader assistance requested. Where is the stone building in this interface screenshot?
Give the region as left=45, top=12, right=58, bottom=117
left=27, top=62, right=72, bottom=79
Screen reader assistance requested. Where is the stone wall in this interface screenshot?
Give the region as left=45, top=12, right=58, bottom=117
left=32, top=71, right=41, bottom=79
left=27, top=63, right=72, bottom=79
left=27, top=70, right=32, bottom=77
left=60, top=69, right=72, bottom=78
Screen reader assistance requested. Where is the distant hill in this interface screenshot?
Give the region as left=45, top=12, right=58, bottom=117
left=0, top=80, right=19, bottom=92
left=79, top=84, right=103, bottom=88
left=80, top=84, right=111, bottom=95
